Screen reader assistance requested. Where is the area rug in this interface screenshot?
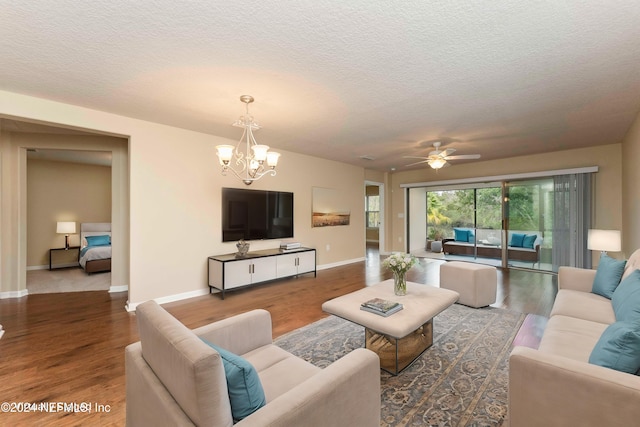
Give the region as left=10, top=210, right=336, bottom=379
left=26, top=268, right=110, bottom=294
left=275, top=304, right=525, bottom=427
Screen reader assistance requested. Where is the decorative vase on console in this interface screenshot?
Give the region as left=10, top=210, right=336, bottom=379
left=382, top=252, right=417, bottom=296
left=236, top=239, right=250, bottom=257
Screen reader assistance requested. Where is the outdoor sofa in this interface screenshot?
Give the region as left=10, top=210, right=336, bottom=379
left=442, top=228, right=542, bottom=263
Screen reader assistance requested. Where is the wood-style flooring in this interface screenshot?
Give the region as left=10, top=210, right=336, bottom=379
left=0, top=247, right=557, bottom=425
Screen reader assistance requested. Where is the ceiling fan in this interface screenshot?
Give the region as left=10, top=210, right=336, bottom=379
left=404, top=142, right=481, bottom=170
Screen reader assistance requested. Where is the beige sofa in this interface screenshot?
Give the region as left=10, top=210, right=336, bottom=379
left=125, top=301, right=381, bottom=426
left=509, top=249, right=640, bottom=426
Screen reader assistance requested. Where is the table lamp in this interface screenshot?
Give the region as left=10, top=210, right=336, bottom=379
left=56, top=221, right=76, bottom=249
left=587, top=229, right=621, bottom=255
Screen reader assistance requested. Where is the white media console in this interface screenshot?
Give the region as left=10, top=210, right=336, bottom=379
left=208, top=247, right=317, bottom=299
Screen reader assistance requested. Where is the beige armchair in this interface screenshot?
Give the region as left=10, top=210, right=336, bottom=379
left=125, top=301, right=380, bottom=426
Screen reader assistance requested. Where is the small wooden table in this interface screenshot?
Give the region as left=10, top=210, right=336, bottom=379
left=322, top=279, right=459, bottom=374
left=49, top=246, right=81, bottom=270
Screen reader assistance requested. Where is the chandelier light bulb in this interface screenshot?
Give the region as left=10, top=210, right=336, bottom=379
left=266, top=151, right=280, bottom=168
left=216, top=145, right=234, bottom=164
left=251, top=145, right=270, bottom=162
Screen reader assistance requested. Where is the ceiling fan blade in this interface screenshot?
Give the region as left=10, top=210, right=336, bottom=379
left=402, top=156, right=430, bottom=160
left=404, top=159, right=431, bottom=167
left=444, top=154, right=481, bottom=160
left=442, top=148, right=456, bottom=156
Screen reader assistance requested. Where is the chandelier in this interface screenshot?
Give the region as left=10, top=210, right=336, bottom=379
left=216, top=95, right=281, bottom=185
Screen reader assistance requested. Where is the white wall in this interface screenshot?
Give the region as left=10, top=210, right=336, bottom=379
left=0, top=90, right=365, bottom=307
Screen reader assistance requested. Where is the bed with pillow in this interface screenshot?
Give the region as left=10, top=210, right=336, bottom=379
left=79, top=222, right=111, bottom=274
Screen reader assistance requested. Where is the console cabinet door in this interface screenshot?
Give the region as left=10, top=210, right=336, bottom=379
left=224, top=259, right=253, bottom=289
left=296, top=251, right=316, bottom=274
left=276, top=253, right=299, bottom=278
left=250, top=257, right=277, bottom=284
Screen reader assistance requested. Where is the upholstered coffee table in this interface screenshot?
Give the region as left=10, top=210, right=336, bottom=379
left=322, top=279, right=459, bottom=374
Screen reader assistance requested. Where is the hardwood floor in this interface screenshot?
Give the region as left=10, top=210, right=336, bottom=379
left=0, top=247, right=557, bottom=425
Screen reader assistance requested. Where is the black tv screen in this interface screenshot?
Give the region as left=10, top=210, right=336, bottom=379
left=222, top=188, right=294, bottom=242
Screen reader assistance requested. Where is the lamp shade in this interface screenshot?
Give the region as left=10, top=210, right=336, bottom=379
left=587, top=229, right=621, bottom=252
left=56, top=221, right=76, bottom=234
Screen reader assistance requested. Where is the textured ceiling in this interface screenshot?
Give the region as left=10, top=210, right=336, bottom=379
left=2, top=1, right=640, bottom=171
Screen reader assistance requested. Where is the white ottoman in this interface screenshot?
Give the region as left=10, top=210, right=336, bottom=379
left=440, top=262, right=497, bottom=308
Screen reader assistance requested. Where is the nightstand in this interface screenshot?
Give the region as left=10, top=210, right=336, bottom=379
left=49, top=246, right=81, bottom=270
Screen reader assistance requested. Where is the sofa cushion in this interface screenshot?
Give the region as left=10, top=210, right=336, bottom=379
left=510, top=233, right=526, bottom=247
left=454, top=228, right=468, bottom=242
left=550, top=289, right=616, bottom=325
left=243, top=345, right=320, bottom=401
left=612, top=270, right=640, bottom=322
left=592, top=254, right=627, bottom=299
left=589, top=321, right=640, bottom=374
left=523, top=234, right=537, bottom=249
left=538, top=315, right=608, bottom=362
left=201, top=339, right=267, bottom=421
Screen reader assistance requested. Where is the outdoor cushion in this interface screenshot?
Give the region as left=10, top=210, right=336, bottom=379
left=454, top=228, right=469, bottom=242
left=510, top=233, right=526, bottom=247
left=523, top=234, right=537, bottom=249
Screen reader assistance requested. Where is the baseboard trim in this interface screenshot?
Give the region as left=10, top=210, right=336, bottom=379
left=317, top=257, right=365, bottom=270
left=109, top=285, right=128, bottom=293
left=0, top=289, right=29, bottom=299
left=126, top=288, right=210, bottom=312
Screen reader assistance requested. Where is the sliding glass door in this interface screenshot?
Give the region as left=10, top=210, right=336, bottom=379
left=504, top=179, right=553, bottom=270
left=409, top=171, right=593, bottom=272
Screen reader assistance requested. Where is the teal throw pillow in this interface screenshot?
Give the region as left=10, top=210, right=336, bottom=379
left=592, top=254, right=627, bottom=299
left=523, top=234, right=537, bottom=249
left=201, top=339, right=266, bottom=421
left=510, top=233, right=526, bottom=247
left=454, top=228, right=468, bottom=242
left=589, top=321, right=640, bottom=374
left=612, top=270, right=640, bottom=321
left=85, top=235, right=111, bottom=246
left=467, top=230, right=475, bottom=244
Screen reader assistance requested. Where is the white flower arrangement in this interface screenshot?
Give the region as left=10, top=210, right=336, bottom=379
left=382, top=252, right=417, bottom=275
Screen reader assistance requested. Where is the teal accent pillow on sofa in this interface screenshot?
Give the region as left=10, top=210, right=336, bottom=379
left=611, top=270, right=640, bottom=321
left=589, top=321, right=640, bottom=374
left=523, top=234, right=537, bottom=249
left=592, top=254, right=627, bottom=299
left=201, top=339, right=266, bottom=421
left=454, top=228, right=468, bottom=242
left=467, top=230, right=475, bottom=243
left=510, top=233, right=526, bottom=247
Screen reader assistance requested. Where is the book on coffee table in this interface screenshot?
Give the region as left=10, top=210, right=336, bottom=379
left=360, top=298, right=403, bottom=317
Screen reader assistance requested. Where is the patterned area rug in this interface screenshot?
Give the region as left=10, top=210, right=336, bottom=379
left=275, top=303, right=525, bottom=427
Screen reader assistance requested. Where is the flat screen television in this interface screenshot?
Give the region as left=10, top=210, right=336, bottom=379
left=222, top=187, right=294, bottom=242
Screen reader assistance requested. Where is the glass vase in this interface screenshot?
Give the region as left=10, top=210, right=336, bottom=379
left=393, top=271, right=407, bottom=296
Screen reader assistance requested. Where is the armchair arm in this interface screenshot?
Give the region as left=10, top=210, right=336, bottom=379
left=509, top=346, right=640, bottom=427
left=193, top=309, right=273, bottom=355
left=237, top=348, right=381, bottom=427
left=558, top=266, right=596, bottom=292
